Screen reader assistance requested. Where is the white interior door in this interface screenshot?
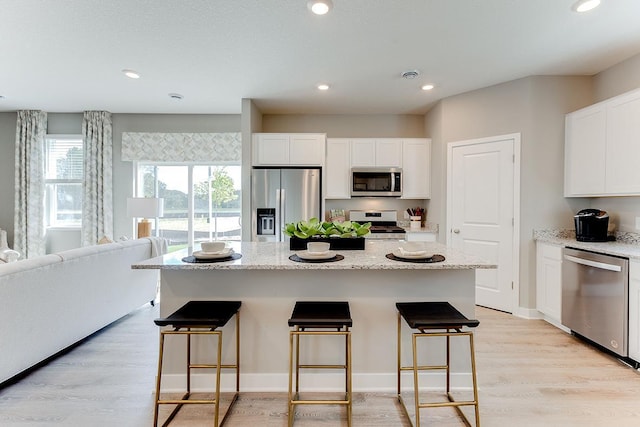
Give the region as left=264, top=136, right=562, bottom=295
left=448, top=135, right=517, bottom=312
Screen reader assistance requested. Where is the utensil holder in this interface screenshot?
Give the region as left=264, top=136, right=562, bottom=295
left=410, top=216, right=422, bottom=229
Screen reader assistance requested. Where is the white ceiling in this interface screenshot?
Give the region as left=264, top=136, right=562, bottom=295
left=2, top=0, right=640, bottom=115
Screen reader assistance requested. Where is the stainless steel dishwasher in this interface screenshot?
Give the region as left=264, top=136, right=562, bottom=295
left=562, top=247, right=629, bottom=357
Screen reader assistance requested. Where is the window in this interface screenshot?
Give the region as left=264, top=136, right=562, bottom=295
left=45, top=135, right=83, bottom=228
left=135, top=163, right=241, bottom=252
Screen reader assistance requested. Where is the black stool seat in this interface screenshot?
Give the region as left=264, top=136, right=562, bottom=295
left=288, top=301, right=352, bottom=328
left=155, top=301, right=241, bottom=328
left=396, top=302, right=479, bottom=329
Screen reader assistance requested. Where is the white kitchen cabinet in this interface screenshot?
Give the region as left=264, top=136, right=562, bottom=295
left=564, top=105, right=606, bottom=196
left=536, top=242, right=562, bottom=324
left=629, top=260, right=640, bottom=364
left=405, top=231, right=437, bottom=242
left=350, top=139, right=402, bottom=167
left=565, top=88, right=640, bottom=197
left=325, top=138, right=351, bottom=199
left=401, top=138, right=431, bottom=199
left=252, top=133, right=325, bottom=166
left=604, top=91, right=640, bottom=194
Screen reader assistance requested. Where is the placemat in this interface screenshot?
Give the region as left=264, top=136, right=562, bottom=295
left=182, top=253, right=242, bottom=263
left=289, top=254, right=345, bottom=263
left=385, top=253, right=445, bottom=263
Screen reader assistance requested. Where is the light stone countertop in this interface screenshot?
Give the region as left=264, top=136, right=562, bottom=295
left=133, top=239, right=496, bottom=271
left=534, top=229, right=640, bottom=260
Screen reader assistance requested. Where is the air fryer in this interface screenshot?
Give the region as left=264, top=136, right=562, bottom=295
left=574, top=209, right=609, bottom=242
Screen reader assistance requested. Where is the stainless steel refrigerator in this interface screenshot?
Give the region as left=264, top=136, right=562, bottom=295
left=251, top=167, right=322, bottom=242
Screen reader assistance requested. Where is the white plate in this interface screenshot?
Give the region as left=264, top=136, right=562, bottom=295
left=392, top=250, right=433, bottom=260
left=193, top=249, right=234, bottom=259
left=397, top=248, right=429, bottom=257
left=296, top=250, right=336, bottom=260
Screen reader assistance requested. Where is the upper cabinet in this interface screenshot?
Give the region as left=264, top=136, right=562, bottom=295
left=402, top=138, right=431, bottom=199
left=325, top=138, right=351, bottom=199
left=326, top=137, right=431, bottom=199
left=252, top=133, right=326, bottom=166
left=565, top=88, right=640, bottom=197
left=351, top=139, right=402, bottom=167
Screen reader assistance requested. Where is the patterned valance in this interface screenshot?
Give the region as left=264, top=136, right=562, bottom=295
left=121, top=132, right=241, bottom=162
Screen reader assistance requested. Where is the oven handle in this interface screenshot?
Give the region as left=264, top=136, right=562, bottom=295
left=564, top=254, right=622, bottom=272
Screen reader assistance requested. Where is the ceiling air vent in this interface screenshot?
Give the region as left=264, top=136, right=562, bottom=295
left=401, top=70, right=420, bottom=79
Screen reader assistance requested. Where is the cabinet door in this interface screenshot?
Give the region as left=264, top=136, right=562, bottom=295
left=406, top=231, right=436, bottom=242
left=290, top=134, right=325, bottom=166
left=375, top=139, right=402, bottom=167
left=536, top=243, right=562, bottom=322
left=605, top=92, right=640, bottom=195
left=402, top=138, right=431, bottom=199
left=254, top=134, right=289, bottom=165
left=351, top=139, right=376, bottom=167
left=629, top=260, right=640, bottom=363
left=564, top=106, right=606, bottom=196
left=325, top=138, right=351, bottom=199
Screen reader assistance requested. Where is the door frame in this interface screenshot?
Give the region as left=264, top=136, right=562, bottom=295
left=446, top=133, right=521, bottom=314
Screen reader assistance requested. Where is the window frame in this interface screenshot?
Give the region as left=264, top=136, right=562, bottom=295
left=44, top=134, right=84, bottom=229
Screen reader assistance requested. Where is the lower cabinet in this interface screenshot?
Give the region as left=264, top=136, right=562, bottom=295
left=405, top=231, right=437, bottom=242
left=536, top=242, right=562, bottom=324
left=629, top=260, right=640, bottom=363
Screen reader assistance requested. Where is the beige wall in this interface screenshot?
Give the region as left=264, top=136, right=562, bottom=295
left=262, top=114, right=426, bottom=138
left=426, top=75, right=593, bottom=311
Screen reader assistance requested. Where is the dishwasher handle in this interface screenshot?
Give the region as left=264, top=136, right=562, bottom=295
left=563, top=254, right=622, bottom=272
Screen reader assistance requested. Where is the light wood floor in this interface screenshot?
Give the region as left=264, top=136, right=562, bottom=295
left=1, top=304, right=640, bottom=426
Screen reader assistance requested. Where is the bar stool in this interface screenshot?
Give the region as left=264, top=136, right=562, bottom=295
left=153, top=301, right=241, bottom=427
left=287, top=301, right=353, bottom=427
left=396, top=302, right=480, bottom=427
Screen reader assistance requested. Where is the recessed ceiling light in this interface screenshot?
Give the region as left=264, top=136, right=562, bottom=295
left=572, top=0, right=600, bottom=12
left=317, top=84, right=330, bottom=91
left=421, top=84, right=434, bottom=91
left=168, top=93, right=184, bottom=100
left=308, top=0, right=332, bottom=15
left=122, top=69, right=140, bottom=79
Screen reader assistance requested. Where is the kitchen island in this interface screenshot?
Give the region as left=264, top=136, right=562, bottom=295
left=133, top=240, right=495, bottom=392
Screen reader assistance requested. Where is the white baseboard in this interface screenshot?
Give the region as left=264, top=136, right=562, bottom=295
left=158, top=372, right=475, bottom=393
left=513, top=306, right=542, bottom=319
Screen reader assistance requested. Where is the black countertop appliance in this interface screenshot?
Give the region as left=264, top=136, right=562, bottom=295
left=574, top=209, right=609, bottom=242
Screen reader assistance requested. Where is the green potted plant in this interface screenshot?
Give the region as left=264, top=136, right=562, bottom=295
left=284, top=218, right=371, bottom=250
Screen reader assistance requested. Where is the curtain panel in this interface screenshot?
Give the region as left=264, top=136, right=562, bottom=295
left=13, top=110, right=47, bottom=259
left=82, top=111, right=113, bottom=246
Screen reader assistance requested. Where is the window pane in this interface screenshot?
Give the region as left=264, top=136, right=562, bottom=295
left=156, top=166, right=189, bottom=252
left=45, top=137, right=83, bottom=180
left=46, top=183, right=82, bottom=227
left=193, top=166, right=242, bottom=243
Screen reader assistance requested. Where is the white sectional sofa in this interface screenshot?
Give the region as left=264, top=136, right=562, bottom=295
left=0, top=238, right=161, bottom=385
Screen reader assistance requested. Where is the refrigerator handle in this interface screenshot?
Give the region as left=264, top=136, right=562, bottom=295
left=280, top=188, right=286, bottom=241
left=276, top=188, right=282, bottom=241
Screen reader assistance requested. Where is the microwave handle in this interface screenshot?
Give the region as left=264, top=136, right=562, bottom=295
left=391, top=172, right=400, bottom=191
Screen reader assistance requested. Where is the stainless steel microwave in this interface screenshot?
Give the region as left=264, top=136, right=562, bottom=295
left=351, top=168, right=402, bottom=197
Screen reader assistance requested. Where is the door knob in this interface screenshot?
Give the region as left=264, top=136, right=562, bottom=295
left=453, top=228, right=460, bottom=234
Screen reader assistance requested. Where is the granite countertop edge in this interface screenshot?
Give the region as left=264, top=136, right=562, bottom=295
left=534, top=229, right=640, bottom=260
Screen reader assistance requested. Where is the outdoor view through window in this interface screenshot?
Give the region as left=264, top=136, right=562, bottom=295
left=137, top=164, right=241, bottom=252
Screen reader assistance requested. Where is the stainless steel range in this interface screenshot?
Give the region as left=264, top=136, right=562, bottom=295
left=349, top=210, right=406, bottom=235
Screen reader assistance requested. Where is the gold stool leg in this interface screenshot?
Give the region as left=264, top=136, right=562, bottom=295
left=412, top=332, right=421, bottom=427
left=153, top=330, right=166, bottom=427
left=288, top=329, right=295, bottom=427
left=470, top=332, right=480, bottom=427
left=346, top=329, right=352, bottom=427
left=214, top=330, right=222, bottom=427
